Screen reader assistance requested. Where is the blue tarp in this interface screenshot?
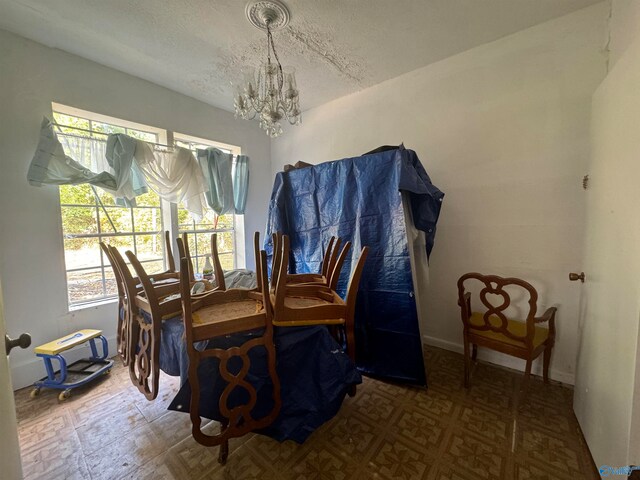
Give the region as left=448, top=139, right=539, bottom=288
left=167, top=326, right=361, bottom=443
left=265, top=146, right=444, bottom=385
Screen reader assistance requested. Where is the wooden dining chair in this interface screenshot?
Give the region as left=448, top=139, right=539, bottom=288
left=100, top=233, right=178, bottom=368
left=108, top=248, right=180, bottom=400
left=271, top=234, right=369, bottom=363
left=100, top=242, right=133, bottom=366
left=210, top=233, right=226, bottom=290
left=164, top=230, right=177, bottom=273
left=457, top=272, right=557, bottom=391
left=179, top=250, right=280, bottom=465
left=283, top=235, right=348, bottom=288
left=177, top=233, right=195, bottom=283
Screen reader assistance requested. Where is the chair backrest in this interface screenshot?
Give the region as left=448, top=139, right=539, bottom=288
left=176, top=234, right=195, bottom=282
left=125, top=249, right=178, bottom=400
left=325, top=237, right=342, bottom=280
left=107, top=245, right=144, bottom=371
left=320, top=236, right=336, bottom=277
left=272, top=234, right=290, bottom=314
left=100, top=242, right=128, bottom=364
left=210, top=233, right=226, bottom=290
left=178, top=248, right=280, bottom=447
left=270, top=232, right=283, bottom=292
left=457, top=272, right=538, bottom=347
left=165, top=230, right=176, bottom=272
left=345, top=246, right=369, bottom=319
left=253, top=231, right=262, bottom=294
left=126, top=250, right=162, bottom=319
left=328, top=241, right=352, bottom=290
left=99, top=242, right=124, bottom=300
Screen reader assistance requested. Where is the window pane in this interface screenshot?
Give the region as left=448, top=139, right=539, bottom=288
left=92, top=121, right=125, bottom=135
left=127, top=130, right=157, bottom=142
left=64, top=238, right=102, bottom=270
left=67, top=268, right=105, bottom=304
left=61, top=206, right=98, bottom=235
left=60, top=184, right=95, bottom=205
left=185, top=233, right=198, bottom=259
left=196, top=233, right=211, bottom=256
left=53, top=112, right=90, bottom=133
left=133, top=208, right=162, bottom=232
left=99, top=207, right=132, bottom=233
left=135, top=191, right=160, bottom=207
left=192, top=255, right=206, bottom=275
left=217, top=214, right=234, bottom=229
left=141, top=260, right=165, bottom=275
left=107, top=236, right=135, bottom=262
left=217, top=232, right=234, bottom=254
left=135, top=234, right=164, bottom=261
left=104, top=266, right=118, bottom=296
left=219, top=253, right=234, bottom=270
left=96, top=187, right=116, bottom=206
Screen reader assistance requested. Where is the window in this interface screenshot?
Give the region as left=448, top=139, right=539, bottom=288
left=52, top=104, right=242, bottom=309
left=175, top=133, right=242, bottom=274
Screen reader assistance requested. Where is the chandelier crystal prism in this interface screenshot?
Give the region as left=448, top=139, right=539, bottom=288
left=234, top=1, right=301, bottom=138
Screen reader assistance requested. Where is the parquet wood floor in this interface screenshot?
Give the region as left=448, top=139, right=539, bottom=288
left=14, top=346, right=598, bottom=479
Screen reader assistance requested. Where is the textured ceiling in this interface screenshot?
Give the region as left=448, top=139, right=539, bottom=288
left=0, top=0, right=602, bottom=112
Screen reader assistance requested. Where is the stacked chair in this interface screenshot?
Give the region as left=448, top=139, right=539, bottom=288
left=104, top=230, right=368, bottom=464
left=269, top=233, right=369, bottom=363
left=179, top=248, right=279, bottom=464
left=99, top=231, right=178, bottom=367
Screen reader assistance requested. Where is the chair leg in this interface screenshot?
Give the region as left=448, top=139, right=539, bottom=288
left=463, top=339, right=471, bottom=389
left=218, top=421, right=229, bottom=465
left=345, top=324, right=356, bottom=364
left=218, top=440, right=229, bottom=465
left=543, top=344, right=552, bottom=384
left=521, top=358, right=533, bottom=396
left=471, top=344, right=478, bottom=362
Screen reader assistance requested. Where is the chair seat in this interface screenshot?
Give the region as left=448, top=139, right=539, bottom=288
left=193, top=299, right=263, bottom=325
left=284, top=296, right=332, bottom=308
left=469, top=312, right=549, bottom=349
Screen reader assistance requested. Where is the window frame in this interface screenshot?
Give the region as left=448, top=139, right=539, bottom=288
left=52, top=103, right=244, bottom=311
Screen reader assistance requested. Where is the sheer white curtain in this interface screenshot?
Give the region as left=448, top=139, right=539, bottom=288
left=134, top=140, right=208, bottom=219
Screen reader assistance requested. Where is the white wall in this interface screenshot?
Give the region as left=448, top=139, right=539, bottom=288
left=608, top=0, right=640, bottom=69
left=0, top=29, right=272, bottom=389
left=573, top=0, right=640, bottom=468
left=271, top=4, right=609, bottom=384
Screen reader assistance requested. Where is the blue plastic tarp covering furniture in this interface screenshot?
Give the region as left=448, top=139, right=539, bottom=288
left=167, top=326, right=361, bottom=443
left=265, top=146, right=444, bottom=385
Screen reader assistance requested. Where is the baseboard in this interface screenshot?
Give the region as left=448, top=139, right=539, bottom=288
left=10, top=334, right=118, bottom=391
left=423, top=335, right=575, bottom=385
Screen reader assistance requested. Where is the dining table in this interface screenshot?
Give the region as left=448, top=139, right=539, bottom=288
left=155, top=269, right=362, bottom=443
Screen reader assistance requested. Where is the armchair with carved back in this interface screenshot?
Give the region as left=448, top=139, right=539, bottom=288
left=457, top=272, right=557, bottom=391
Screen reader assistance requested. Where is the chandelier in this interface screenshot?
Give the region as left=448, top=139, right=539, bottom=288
left=234, top=1, right=301, bottom=138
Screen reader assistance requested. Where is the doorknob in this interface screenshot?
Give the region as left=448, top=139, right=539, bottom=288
left=569, top=272, right=585, bottom=283
left=5, top=333, right=31, bottom=355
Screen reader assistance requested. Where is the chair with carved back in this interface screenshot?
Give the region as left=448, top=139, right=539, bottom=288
left=271, top=234, right=369, bottom=364
left=100, top=234, right=178, bottom=367
left=457, top=272, right=557, bottom=391
left=179, top=250, right=280, bottom=465
left=284, top=235, right=350, bottom=288
left=100, top=242, right=133, bottom=366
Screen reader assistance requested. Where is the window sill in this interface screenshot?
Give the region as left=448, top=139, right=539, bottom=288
left=69, top=297, right=118, bottom=313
